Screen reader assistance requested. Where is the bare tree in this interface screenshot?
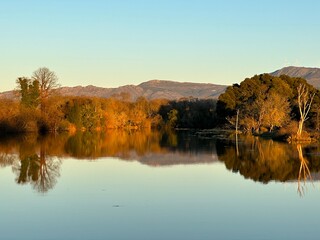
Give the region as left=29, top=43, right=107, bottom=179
left=32, top=67, right=59, bottom=99
left=297, top=84, right=315, bottom=138
left=31, top=67, right=59, bottom=114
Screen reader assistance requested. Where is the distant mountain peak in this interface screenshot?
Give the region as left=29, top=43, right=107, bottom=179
left=270, top=66, right=320, bottom=88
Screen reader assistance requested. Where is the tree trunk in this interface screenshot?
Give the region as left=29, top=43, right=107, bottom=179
left=297, top=144, right=312, bottom=196
left=269, top=125, right=274, bottom=132
left=317, top=108, right=320, bottom=131
left=297, top=119, right=304, bottom=137
left=235, top=109, right=239, bottom=133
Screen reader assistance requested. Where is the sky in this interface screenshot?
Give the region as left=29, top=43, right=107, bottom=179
left=0, top=0, right=320, bottom=92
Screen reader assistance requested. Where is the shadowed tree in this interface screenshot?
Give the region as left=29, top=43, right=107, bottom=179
left=167, top=109, right=178, bottom=128
left=16, top=77, right=40, bottom=108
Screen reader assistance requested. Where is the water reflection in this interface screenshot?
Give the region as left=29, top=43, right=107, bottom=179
left=64, top=130, right=166, bottom=159
left=0, top=131, right=320, bottom=194
left=9, top=135, right=61, bottom=193
left=62, top=130, right=218, bottom=165
left=296, top=144, right=313, bottom=196
left=216, top=135, right=320, bottom=195
left=0, top=130, right=219, bottom=192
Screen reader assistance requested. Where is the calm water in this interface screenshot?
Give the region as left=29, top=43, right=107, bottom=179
left=0, top=130, right=320, bottom=240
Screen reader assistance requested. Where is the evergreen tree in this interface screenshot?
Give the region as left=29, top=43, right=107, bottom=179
left=17, top=77, right=40, bottom=108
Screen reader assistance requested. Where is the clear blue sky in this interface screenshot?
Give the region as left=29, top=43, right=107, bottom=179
left=1, top=0, right=319, bottom=91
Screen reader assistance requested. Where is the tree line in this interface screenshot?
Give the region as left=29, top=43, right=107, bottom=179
left=0, top=67, right=218, bottom=135
left=1, top=68, right=319, bottom=140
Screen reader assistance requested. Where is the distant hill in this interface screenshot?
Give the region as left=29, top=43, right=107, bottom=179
left=0, top=90, right=17, bottom=100
left=271, top=66, right=320, bottom=88
left=0, top=80, right=227, bottom=101
left=58, top=80, right=227, bottom=100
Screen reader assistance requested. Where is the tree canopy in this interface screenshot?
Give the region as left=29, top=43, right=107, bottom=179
left=217, top=74, right=320, bottom=134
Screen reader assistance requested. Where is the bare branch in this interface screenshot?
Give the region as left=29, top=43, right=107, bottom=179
left=296, top=84, right=315, bottom=137
left=32, top=67, right=59, bottom=98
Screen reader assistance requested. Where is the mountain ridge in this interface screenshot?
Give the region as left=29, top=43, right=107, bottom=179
left=270, top=66, right=320, bottom=88
left=0, top=79, right=227, bottom=101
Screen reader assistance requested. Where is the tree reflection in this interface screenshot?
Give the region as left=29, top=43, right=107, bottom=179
left=216, top=135, right=320, bottom=195
left=0, top=137, right=20, bottom=167
left=0, top=129, right=218, bottom=194
left=296, top=144, right=313, bottom=197
left=64, top=129, right=166, bottom=159
left=12, top=135, right=61, bottom=193
left=0, top=152, right=16, bottom=168
left=63, top=129, right=217, bottom=166
left=217, top=136, right=297, bottom=183
left=2, top=130, right=320, bottom=195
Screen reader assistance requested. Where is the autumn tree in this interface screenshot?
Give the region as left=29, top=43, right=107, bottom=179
left=100, top=98, right=127, bottom=129
left=0, top=99, right=20, bottom=133
left=41, top=96, right=67, bottom=132
left=261, top=92, right=290, bottom=131
left=129, top=97, right=150, bottom=129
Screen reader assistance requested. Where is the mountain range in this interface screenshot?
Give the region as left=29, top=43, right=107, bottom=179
left=1, top=66, right=320, bottom=101
left=0, top=79, right=227, bottom=101
left=57, top=80, right=227, bottom=100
